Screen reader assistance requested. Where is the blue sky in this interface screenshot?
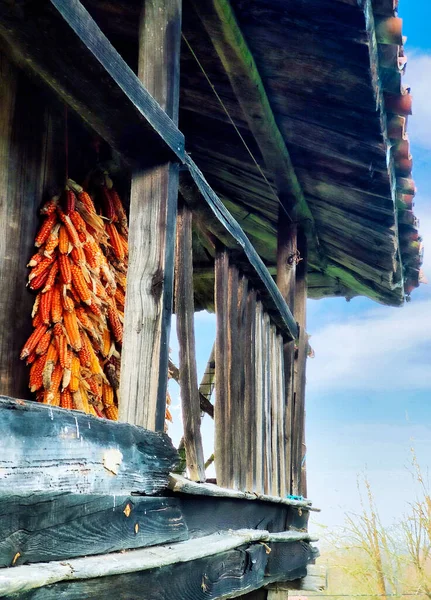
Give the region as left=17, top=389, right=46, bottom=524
left=168, top=0, right=431, bottom=536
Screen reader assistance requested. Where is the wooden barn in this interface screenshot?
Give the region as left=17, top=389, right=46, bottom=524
left=0, top=0, right=420, bottom=598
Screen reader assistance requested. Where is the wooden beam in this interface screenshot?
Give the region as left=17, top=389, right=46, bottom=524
left=267, top=565, right=327, bottom=595
left=188, top=0, right=320, bottom=257
left=0, top=396, right=178, bottom=497
left=0, top=495, right=187, bottom=568
left=0, top=0, right=184, bottom=165
left=119, top=0, right=181, bottom=431
left=276, top=217, right=298, bottom=495
left=183, top=157, right=298, bottom=341
left=175, top=204, right=206, bottom=481
left=292, top=231, right=308, bottom=497
left=169, top=358, right=215, bottom=419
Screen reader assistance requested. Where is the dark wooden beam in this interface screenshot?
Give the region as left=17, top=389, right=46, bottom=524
left=0, top=396, right=178, bottom=496
left=183, top=157, right=298, bottom=341
left=0, top=495, right=187, bottom=568
left=187, top=0, right=321, bottom=261
left=119, top=0, right=181, bottom=431
left=0, top=0, right=184, bottom=166
left=175, top=204, right=206, bottom=481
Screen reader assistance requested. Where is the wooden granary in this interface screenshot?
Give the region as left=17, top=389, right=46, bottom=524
left=0, top=0, right=420, bottom=598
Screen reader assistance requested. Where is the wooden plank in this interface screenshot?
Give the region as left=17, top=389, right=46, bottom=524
left=185, top=157, right=298, bottom=341
left=276, top=333, right=287, bottom=498
left=169, top=358, right=214, bottom=419
left=244, top=289, right=257, bottom=492
left=214, top=250, right=230, bottom=487
left=292, top=231, right=308, bottom=497
left=119, top=0, right=181, bottom=431
left=270, top=325, right=280, bottom=497
left=175, top=204, right=206, bottom=481
left=254, top=302, right=265, bottom=494
left=0, top=530, right=271, bottom=597
left=267, top=565, right=327, bottom=594
left=169, top=475, right=316, bottom=510
left=226, top=265, right=239, bottom=489
left=263, top=313, right=272, bottom=495
left=0, top=495, right=187, bottom=568
left=0, top=0, right=183, bottom=165
left=198, top=343, right=216, bottom=402
left=0, top=396, right=178, bottom=496
left=276, top=218, right=297, bottom=496
left=236, top=275, right=248, bottom=490
left=0, top=58, right=54, bottom=400
left=188, top=0, right=319, bottom=259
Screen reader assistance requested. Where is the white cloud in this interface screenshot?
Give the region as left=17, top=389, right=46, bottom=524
left=307, top=298, right=431, bottom=392
left=403, top=51, right=431, bottom=150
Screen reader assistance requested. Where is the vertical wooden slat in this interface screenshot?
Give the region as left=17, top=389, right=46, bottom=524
left=0, top=59, right=55, bottom=399
left=235, top=275, right=248, bottom=490
left=226, top=264, right=239, bottom=488
left=214, top=250, right=230, bottom=487
left=254, top=301, right=265, bottom=494
left=270, top=325, right=280, bottom=496
left=244, top=288, right=257, bottom=492
left=199, top=343, right=215, bottom=401
left=175, top=204, right=205, bottom=482
left=119, top=0, right=182, bottom=431
left=277, top=333, right=287, bottom=498
left=276, top=217, right=298, bottom=494
left=292, top=229, right=308, bottom=497
left=263, top=312, right=272, bottom=495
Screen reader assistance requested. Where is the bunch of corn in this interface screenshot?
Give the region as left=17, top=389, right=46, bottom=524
left=20, top=173, right=128, bottom=419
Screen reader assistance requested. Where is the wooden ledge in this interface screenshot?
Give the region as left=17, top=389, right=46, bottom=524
left=169, top=474, right=320, bottom=511
left=0, top=529, right=316, bottom=597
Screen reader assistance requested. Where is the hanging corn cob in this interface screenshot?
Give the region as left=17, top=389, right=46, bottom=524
left=21, top=175, right=129, bottom=420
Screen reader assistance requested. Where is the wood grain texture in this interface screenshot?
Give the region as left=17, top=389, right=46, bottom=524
left=263, top=313, right=272, bottom=495
left=0, top=57, right=51, bottom=400
left=184, top=157, right=298, bottom=340
left=175, top=204, right=206, bottom=481
left=13, top=544, right=269, bottom=600
left=0, top=0, right=183, bottom=165
left=0, top=396, right=178, bottom=496
left=226, top=264, right=239, bottom=488
left=214, top=250, right=230, bottom=487
left=0, top=495, right=187, bottom=567
left=235, top=275, right=248, bottom=490
left=292, top=231, right=308, bottom=497
left=254, top=301, right=265, bottom=494
left=244, top=289, right=257, bottom=492
left=119, top=0, right=181, bottom=431
left=276, top=219, right=298, bottom=495
left=269, top=325, right=280, bottom=497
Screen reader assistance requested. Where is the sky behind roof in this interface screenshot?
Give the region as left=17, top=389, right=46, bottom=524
left=168, top=0, right=431, bottom=538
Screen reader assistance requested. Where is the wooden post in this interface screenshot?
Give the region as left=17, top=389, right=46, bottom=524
left=276, top=213, right=298, bottom=495
left=292, top=229, right=308, bottom=497
left=175, top=203, right=206, bottom=481
left=119, top=0, right=182, bottom=431
left=254, top=301, right=265, bottom=494
left=243, top=288, right=257, bottom=492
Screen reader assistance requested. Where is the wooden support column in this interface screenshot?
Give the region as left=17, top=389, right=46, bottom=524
left=175, top=203, right=206, bottom=481
left=276, top=212, right=298, bottom=495
left=119, top=0, right=182, bottom=431
left=292, top=229, right=308, bottom=497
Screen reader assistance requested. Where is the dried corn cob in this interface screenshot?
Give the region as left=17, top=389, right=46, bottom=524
left=107, top=300, right=123, bottom=343
left=40, top=288, right=53, bottom=325
left=58, top=254, right=72, bottom=285
left=28, top=256, right=54, bottom=283
left=20, top=324, right=48, bottom=360
left=35, top=213, right=57, bottom=247
left=35, top=329, right=51, bottom=355
left=29, top=354, right=47, bottom=392
left=51, top=286, right=63, bottom=323
left=104, top=404, right=118, bottom=421
left=44, top=224, right=60, bottom=258
left=60, top=388, right=74, bottom=409
left=63, top=310, right=82, bottom=352
left=40, top=196, right=58, bottom=216
left=69, top=355, right=81, bottom=393
left=28, top=252, right=44, bottom=268
left=58, top=225, right=69, bottom=255
left=71, top=263, right=91, bottom=304
left=64, top=189, right=76, bottom=215
left=106, top=223, right=125, bottom=261
left=42, top=261, right=59, bottom=293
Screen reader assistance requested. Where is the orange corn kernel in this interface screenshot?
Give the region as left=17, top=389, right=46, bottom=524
left=104, top=404, right=118, bottom=421
left=71, top=264, right=91, bottom=305
left=60, top=388, right=74, bottom=410
left=64, top=190, right=76, bottom=215
left=63, top=215, right=81, bottom=248
left=26, top=350, right=37, bottom=365
left=88, top=376, right=102, bottom=402
left=42, top=261, right=59, bottom=293
left=78, top=191, right=97, bottom=214
left=40, top=196, right=58, bottom=216
left=106, top=223, right=125, bottom=261
left=101, top=328, right=111, bottom=358
left=114, top=287, right=125, bottom=309
left=35, top=213, right=57, bottom=247
left=28, top=256, right=54, bottom=283
left=42, top=339, right=58, bottom=390
left=63, top=310, right=82, bottom=351
left=43, top=223, right=60, bottom=257
left=107, top=301, right=123, bottom=343
left=102, top=382, right=114, bottom=407
left=75, top=306, right=93, bottom=330
left=51, top=285, right=63, bottom=323
left=58, top=225, right=69, bottom=255
left=39, top=287, right=53, bottom=325
left=28, top=252, right=44, bottom=268
left=56, top=332, right=68, bottom=369
left=61, top=289, right=75, bottom=313
left=70, top=355, right=81, bottom=393
left=87, top=298, right=102, bottom=317
left=29, top=354, right=47, bottom=392
left=78, top=332, right=92, bottom=367
left=69, top=210, right=87, bottom=233
left=59, top=254, right=72, bottom=285
left=83, top=240, right=101, bottom=269
left=71, top=245, right=86, bottom=267
left=20, top=324, right=48, bottom=360
left=46, top=361, right=62, bottom=396
left=35, top=329, right=52, bottom=355
left=30, top=268, right=50, bottom=291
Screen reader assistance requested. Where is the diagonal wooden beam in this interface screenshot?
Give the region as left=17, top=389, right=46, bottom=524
left=188, top=0, right=320, bottom=250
